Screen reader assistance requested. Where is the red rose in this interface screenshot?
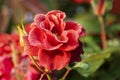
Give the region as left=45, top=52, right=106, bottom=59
left=0, top=33, right=22, bottom=56
left=23, top=10, right=85, bottom=70
left=0, top=34, right=12, bottom=56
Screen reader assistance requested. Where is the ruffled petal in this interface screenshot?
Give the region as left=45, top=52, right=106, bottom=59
left=42, top=18, right=55, bottom=31
left=44, top=31, right=68, bottom=50
left=28, top=27, right=45, bottom=47
left=47, top=10, right=66, bottom=19
left=23, top=36, right=39, bottom=56
left=59, top=30, right=79, bottom=51
left=34, top=14, right=55, bottom=31
left=34, top=14, right=45, bottom=25
left=65, top=21, right=85, bottom=36
left=38, top=50, right=71, bottom=70
left=25, top=23, right=35, bottom=34
left=47, top=10, right=66, bottom=34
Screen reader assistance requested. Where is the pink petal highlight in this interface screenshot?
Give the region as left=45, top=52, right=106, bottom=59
left=47, top=10, right=66, bottom=19
left=34, top=14, right=45, bottom=25
left=28, top=27, right=45, bottom=47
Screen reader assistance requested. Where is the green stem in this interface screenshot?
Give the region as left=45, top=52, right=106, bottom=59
left=11, top=44, right=18, bottom=67
left=90, top=0, right=96, bottom=14
left=29, top=55, right=44, bottom=72
left=29, top=55, right=51, bottom=80
left=98, top=16, right=107, bottom=49
left=40, top=73, right=51, bottom=80
left=46, top=74, right=51, bottom=80
left=90, top=0, right=107, bottom=49
left=61, top=67, right=71, bottom=80
left=11, top=44, right=19, bottom=80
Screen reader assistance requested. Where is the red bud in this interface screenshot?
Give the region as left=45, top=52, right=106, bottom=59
left=97, top=0, right=106, bottom=16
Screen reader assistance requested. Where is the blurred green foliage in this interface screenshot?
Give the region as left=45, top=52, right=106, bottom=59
left=0, top=0, right=120, bottom=80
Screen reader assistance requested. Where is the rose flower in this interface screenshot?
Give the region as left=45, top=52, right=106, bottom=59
left=0, top=33, right=27, bottom=80
left=0, top=33, right=22, bottom=56
left=23, top=10, right=85, bottom=71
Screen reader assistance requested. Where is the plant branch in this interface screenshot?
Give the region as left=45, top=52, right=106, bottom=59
left=46, top=74, right=51, bottom=80
left=90, top=0, right=107, bottom=49
left=29, top=55, right=51, bottom=80
left=29, top=55, right=44, bottom=73
left=98, top=16, right=107, bottom=49
left=61, top=67, right=71, bottom=80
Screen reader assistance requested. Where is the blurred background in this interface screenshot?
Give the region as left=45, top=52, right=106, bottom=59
left=0, top=0, right=120, bottom=80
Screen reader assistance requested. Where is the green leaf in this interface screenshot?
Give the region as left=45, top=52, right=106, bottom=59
left=72, top=52, right=111, bottom=77
left=75, top=59, right=104, bottom=77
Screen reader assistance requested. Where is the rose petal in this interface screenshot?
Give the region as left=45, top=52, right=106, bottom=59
left=34, top=14, right=45, bottom=25
left=47, top=10, right=66, bottom=34
left=70, top=41, right=84, bottom=63
left=42, top=18, right=54, bottom=31
left=38, top=50, right=71, bottom=70
left=44, top=31, right=68, bottom=50
left=34, top=14, right=54, bottom=31
left=79, top=27, right=86, bottom=37
left=59, top=30, right=79, bottom=51
left=25, top=23, right=35, bottom=34
left=3, top=57, right=14, bottom=73
left=47, top=10, right=66, bottom=19
left=28, top=27, right=45, bottom=47
left=2, top=44, right=11, bottom=54
left=0, top=57, right=14, bottom=80
left=48, top=15, right=65, bottom=34
left=0, top=34, right=11, bottom=44
left=0, top=34, right=12, bottom=55
left=23, top=36, right=39, bottom=56
left=65, top=21, right=85, bottom=36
